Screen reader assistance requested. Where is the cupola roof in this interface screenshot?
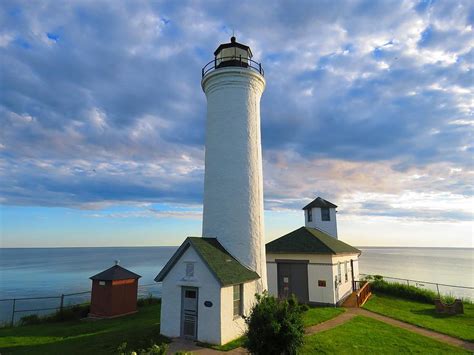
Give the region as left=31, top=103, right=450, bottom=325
left=302, top=197, right=337, bottom=210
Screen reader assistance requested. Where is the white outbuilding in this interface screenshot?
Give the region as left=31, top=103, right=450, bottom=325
left=266, top=197, right=361, bottom=306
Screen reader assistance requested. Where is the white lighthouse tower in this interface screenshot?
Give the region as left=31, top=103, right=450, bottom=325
left=155, top=37, right=267, bottom=345
left=201, top=36, right=267, bottom=290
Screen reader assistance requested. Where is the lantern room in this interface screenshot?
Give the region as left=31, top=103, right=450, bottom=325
left=214, top=36, right=253, bottom=68
left=89, top=261, right=141, bottom=319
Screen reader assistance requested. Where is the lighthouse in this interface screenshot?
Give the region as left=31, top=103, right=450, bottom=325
left=201, top=36, right=267, bottom=291
left=155, top=37, right=267, bottom=345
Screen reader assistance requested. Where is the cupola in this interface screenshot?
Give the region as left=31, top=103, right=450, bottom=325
left=303, top=197, right=338, bottom=239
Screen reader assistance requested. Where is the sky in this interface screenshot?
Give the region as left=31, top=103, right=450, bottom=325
left=0, top=0, right=473, bottom=248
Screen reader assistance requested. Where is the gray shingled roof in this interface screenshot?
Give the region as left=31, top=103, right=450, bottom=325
left=266, top=227, right=360, bottom=255
left=155, top=237, right=260, bottom=286
left=302, top=197, right=337, bottom=210
left=90, top=265, right=141, bottom=281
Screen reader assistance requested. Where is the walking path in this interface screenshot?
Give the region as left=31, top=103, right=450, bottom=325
left=166, top=308, right=474, bottom=354
left=349, top=308, right=474, bottom=352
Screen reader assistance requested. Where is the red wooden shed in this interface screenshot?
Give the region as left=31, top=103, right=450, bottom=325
left=89, top=262, right=141, bottom=318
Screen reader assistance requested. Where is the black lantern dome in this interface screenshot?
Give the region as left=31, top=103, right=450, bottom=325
left=202, top=37, right=264, bottom=77
left=214, top=36, right=253, bottom=68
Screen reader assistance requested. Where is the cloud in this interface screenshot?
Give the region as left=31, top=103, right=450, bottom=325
left=1, top=0, right=473, bottom=225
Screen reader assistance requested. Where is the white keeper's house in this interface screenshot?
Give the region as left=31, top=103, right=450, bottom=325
left=266, top=197, right=361, bottom=306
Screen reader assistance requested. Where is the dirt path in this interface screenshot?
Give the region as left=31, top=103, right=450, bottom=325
left=166, top=308, right=473, bottom=354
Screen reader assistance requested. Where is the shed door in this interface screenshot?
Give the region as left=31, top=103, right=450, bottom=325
left=181, top=287, right=198, bottom=339
left=277, top=262, right=309, bottom=303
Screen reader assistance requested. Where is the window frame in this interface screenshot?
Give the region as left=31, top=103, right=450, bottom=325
left=233, top=284, right=243, bottom=318
left=185, top=262, right=195, bottom=278
left=307, top=208, right=313, bottom=222
left=321, top=207, right=330, bottom=221
left=337, top=262, right=342, bottom=285
left=344, top=261, right=348, bottom=282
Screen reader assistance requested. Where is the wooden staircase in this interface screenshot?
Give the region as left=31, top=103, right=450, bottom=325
left=342, top=281, right=372, bottom=308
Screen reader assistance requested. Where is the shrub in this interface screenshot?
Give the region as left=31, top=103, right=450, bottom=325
left=299, top=303, right=310, bottom=312
left=137, top=295, right=161, bottom=307
left=370, top=279, right=438, bottom=303
left=19, top=314, right=42, bottom=326
left=244, top=292, right=305, bottom=355
left=117, top=342, right=168, bottom=355
left=48, top=303, right=90, bottom=322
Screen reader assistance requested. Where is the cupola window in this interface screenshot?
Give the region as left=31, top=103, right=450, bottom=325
left=321, top=207, right=330, bottom=221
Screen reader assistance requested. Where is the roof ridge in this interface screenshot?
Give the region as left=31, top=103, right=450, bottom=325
left=304, top=226, right=337, bottom=254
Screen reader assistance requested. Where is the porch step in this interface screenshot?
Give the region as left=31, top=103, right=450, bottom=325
left=342, top=283, right=372, bottom=308
left=342, top=291, right=358, bottom=308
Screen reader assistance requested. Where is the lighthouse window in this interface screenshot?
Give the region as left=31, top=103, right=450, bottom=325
left=321, top=207, right=330, bottom=221
left=233, top=284, right=243, bottom=317
left=307, top=209, right=312, bottom=222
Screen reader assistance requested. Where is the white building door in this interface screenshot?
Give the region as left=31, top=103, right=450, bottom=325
left=181, top=287, right=198, bottom=339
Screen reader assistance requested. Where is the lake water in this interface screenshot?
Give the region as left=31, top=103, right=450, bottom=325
left=0, top=246, right=472, bottom=324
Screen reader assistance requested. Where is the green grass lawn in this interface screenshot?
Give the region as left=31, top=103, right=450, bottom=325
left=0, top=304, right=166, bottom=354
left=302, top=306, right=345, bottom=327
left=302, top=315, right=469, bottom=354
left=363, top=293, right=474, bottom=342
left=198, top=306, right=345, bottom=351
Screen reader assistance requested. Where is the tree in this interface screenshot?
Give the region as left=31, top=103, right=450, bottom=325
left=244, top=292, right=305, bottom=355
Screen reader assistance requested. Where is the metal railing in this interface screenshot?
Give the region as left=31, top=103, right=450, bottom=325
left=202, top=55, right=264, bottom=77
left=0, top=283, right=159, bottom=326
left=360, top=273, right=474, bottom=300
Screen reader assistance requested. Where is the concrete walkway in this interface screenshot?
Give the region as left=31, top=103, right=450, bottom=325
left=166, top=308, right=473, bottom=354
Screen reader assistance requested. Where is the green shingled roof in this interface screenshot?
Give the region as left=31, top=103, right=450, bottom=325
left=155, top=237, right=260, bottom=286
left=266, top=227, right=360, bottom=255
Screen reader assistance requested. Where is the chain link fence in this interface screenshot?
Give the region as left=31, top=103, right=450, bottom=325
left=360, top=273, right=474, bottom=300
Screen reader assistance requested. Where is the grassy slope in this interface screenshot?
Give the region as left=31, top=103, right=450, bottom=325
left=0, top=304, right=166, bottom=355
left=363, top=293, right=474, bottom=342
left=302, top=306, right=345, bottom=327
left=302, top=315, right=469, bottom=354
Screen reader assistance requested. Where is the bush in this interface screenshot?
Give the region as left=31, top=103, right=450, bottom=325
left=48, top=303, right=90, bottom=322
left=19, top=314, right=42, bottom=326
left=137, top=295, right=161, bottom=307
left=370, top=279, right=438, bottom=303
left=117, top=342, right=168, bottom=355
left=244, top=292, right=305, bottom=355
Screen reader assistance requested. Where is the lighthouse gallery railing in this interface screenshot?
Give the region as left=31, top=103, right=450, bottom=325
left=202, top=56, right=264, bottom=78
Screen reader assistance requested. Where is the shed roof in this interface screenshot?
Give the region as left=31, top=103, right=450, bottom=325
left=266, top=227, right=360, bottom=255
left=90, top=265, right=141, bottom=281
left=155, top=237, right=260, bottom=286
left=302, top=197, right=337, bottom=210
